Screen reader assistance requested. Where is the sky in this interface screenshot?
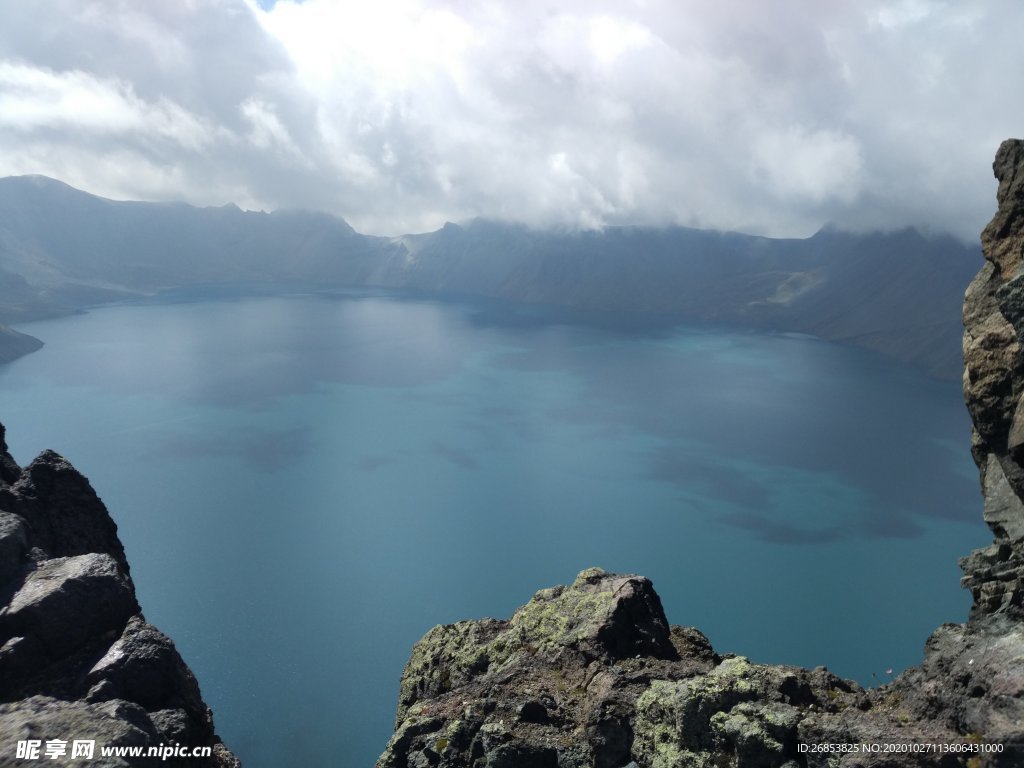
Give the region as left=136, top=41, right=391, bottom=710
left=0, top=0, right=1019, bottom=241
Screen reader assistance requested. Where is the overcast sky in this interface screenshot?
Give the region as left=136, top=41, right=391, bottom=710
left=0, top=0, right=1018, bottom=241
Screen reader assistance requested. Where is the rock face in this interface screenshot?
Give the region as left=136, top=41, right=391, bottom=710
left=963, top=139, right=1024, bottom=618
left=0, top=423, right=239, bottom=767
left=377, top=143, right=1024, bottom=768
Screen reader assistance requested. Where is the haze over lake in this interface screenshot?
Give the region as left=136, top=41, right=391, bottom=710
left=0, top=288, right=986, bottom=768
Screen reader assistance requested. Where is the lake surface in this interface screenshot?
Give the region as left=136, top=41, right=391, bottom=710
left=0, top=289, right=987, bottom=768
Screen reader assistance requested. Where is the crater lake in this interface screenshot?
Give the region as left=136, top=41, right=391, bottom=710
left=0, top=288, right=987, bottom=768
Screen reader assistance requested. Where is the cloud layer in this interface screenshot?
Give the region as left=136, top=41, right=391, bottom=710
left=0, top=0, right=1018, bottom=240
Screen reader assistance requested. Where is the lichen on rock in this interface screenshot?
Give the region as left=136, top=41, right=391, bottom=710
left=377, top=566, right=873, bottom=768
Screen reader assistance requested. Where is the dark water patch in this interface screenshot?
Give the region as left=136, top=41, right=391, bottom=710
left=430, top=441, right=480, bottom=470
left=490, top=330, right=977, bottom=538
left=649, top=449, right=772, bottom=509
left=357, top=455, right=397, bottom=472
left=716, top=508, right=851, bottom=544
left=150, top=425, right=314, bottom=471
left=647, top=444, right=955, bottom=543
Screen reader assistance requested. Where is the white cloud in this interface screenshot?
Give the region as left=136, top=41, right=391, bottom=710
left=588, top=16, right=656, bottom=66
left=0, top=0, right=1020, bottom=240
left=0, top=63, right=215, bottom=150
left=240, top=97, right=307, bottom=164
left=873, top=0, right=933, bottom=30
left=751, top=126, right=865, bottom=204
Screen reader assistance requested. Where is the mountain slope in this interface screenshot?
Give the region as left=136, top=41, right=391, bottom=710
left=377, top=220, right=977, bottom=377
left=0, top=325, right=42, bottom=364
left=0, top=175, right=981, bottom=377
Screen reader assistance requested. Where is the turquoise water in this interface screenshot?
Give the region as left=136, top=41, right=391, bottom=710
left=0, top=290, right=987, bottom=767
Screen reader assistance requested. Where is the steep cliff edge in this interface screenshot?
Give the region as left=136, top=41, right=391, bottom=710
left=0, top=424, right=239, bottom=767
left=962, top=138, right=1024, bottom=617
left=376, top=144, right=1024, bottom=767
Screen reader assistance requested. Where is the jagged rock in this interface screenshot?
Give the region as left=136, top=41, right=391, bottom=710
left=499, top=568, right=675, bottom=664
left=0, top=450, right=129, bottom=573
left=80, top=615, right=221, bottom=749
left=981, top=454, right=1024, bottom=545
left=631, top=659, right=811, bottom=768
left=0, top=511, right=28, bottom=585
left=379, top=564, right=1022, bottom=767
left=86, top=617, right=204, bottom=712
left=895, top=616, right=1024, bottom=746
left=0, top=696, right=156, bottom=768
left=0, top=424, right=21, bottom=485
left=1, top=553, right=137, bottom=659
left=962, top=138, right=1024, bottom=620
left=0, top=425, right=237, bottom=767
left=378, top=568, right=867, bottom=768
left=395, top=569, right=678, bottom=728
left=981, top=140, right=1024, bottom=281
left=963, top=263, right=1021, bottom=461
left=378, top=140, right=1024, bottom=768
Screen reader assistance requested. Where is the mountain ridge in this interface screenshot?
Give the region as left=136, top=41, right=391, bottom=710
left=0, top=175, right=980, bottom=379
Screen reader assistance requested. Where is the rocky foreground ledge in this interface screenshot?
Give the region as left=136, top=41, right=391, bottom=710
left=376, top=566, right=1021, bottom=768
left=376, top=142, right=1024, bottom=768
left=0, top=424, right=239, bottom=767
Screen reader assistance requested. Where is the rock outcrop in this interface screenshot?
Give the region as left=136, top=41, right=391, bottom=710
left=0, top=423, right=239, bottom=767
left=377, top=143, right=1024, bottom=767
left=962, top=139, right=1024, bottom=618
left=377, top=565, right=1021, bottom=768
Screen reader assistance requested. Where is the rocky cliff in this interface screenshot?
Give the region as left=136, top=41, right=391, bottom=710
left=0, top=424, right=239, bottom=767
left=376, top=143, right=1024, bottom=767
